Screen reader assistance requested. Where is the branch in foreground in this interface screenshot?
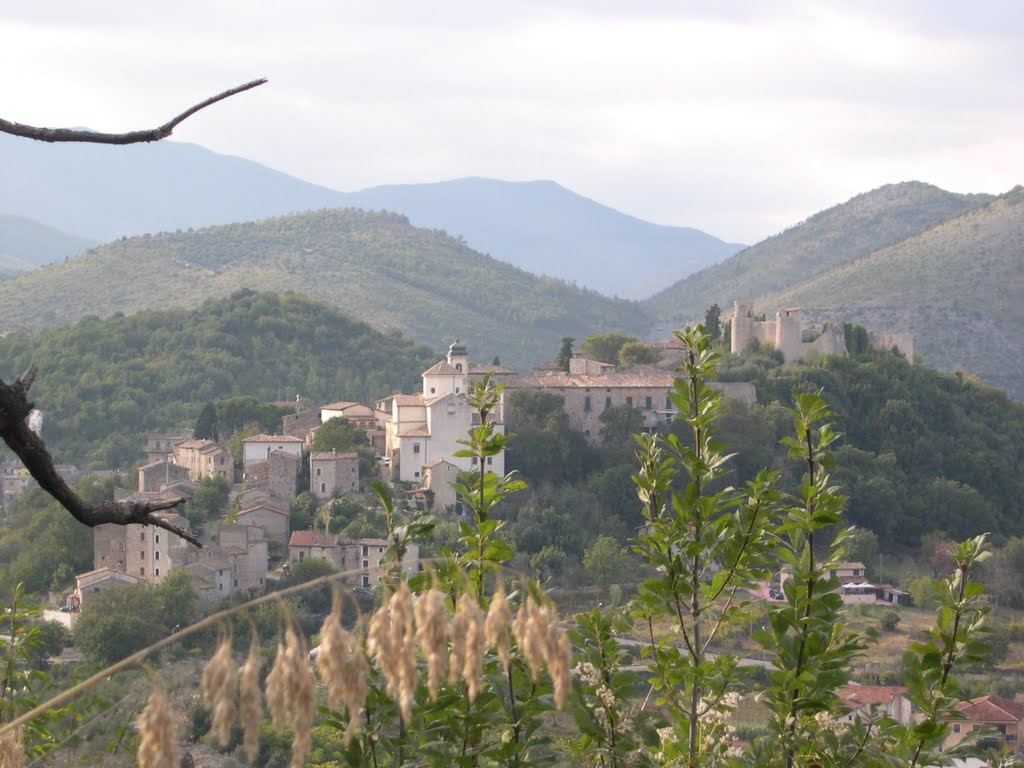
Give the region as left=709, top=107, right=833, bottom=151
left=0, top=78, right=267, bottom=144
left=0, top=366, right=201, bottom=547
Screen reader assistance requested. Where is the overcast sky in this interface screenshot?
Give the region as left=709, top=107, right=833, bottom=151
left=3, top=1, right=1021, bottom=244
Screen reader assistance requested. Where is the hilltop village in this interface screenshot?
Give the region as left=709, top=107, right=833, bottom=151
left=36, top=301, right=916, bottom=620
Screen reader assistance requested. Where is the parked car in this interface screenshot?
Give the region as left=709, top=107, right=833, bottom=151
left=768, top=588, right=783, bottom=600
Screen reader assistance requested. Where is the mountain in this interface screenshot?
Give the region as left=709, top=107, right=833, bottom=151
left=0, top=132, right=348, bottom=242
left=342, top=178, right=744, bottom=298
left=0, top=208, right=649, bottom=373
left=757, top=186, right=1024, bottom=399
left=0, top=214, right=96, bottom=278
left=0, top=291, right=440, bottom=467
left=643, top=182, right=994, bottom=326
left=0, top=135, right=740, bottom=298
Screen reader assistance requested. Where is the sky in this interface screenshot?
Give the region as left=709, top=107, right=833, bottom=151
left=2, top=1, right=1022, bottom=244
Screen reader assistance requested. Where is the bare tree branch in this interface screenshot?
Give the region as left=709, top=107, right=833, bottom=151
left=0, top=366, right=201, bottom=547
left=0, top=78, right=267, bottom=144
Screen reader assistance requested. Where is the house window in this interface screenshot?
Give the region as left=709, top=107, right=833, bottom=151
left=320, top=483, right=327, bottom=494
left=952, top=723, right=961, bottom=733
left=378, top=546, right=384, bottom=553
left=155, top=533, right=161, bottom=544
left=414, top=471, right=420, bottom=478
left=140, top=531, right=146, bottom=542
left=118, top=541, right=125, bottom=551
left=584, top=396, right=591, bottom=412
left=430, top=387, right=436, bottom=394
left=316, top=467, right=322, bottom=476
left=155, top=551, right=160, bottom=561
left=140, top=551, right=146, bottom=559
left=413, top=443, right=420, bottom=454
left=486, top=456, right=492, bottom=465
left=666, top=394, right=672, bottom=409
left=472, top=457, right=478, bottom=465
left=626, top=396, right=633, bottom=407
left=645, top=396, right=652, bottom=409
left=155, top=568, right=160, bottom=577
left=362, top=575, right=370, bottom=588
left=363, top=545, right=368, bottom=556
left=140, top=566, right=145, bottom=576
left=363, top=560, right=369, bottom=569
left=605, top=396, right=612, bottom=408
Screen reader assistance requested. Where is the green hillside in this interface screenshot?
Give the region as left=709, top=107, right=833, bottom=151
left=0, top=291, right=439, bottom=467
left=0, top=208, right=647, bottom=371
left=758, top=187, right=1024, bottom=398
left=643, top=182, right=992, bottom=326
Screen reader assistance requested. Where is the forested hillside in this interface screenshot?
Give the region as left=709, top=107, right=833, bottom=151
left=0, top=208, right=648, bottom=372
left=643, top=182, right=992, bottom=325
left=0, top=291, right=438, bottom=467
left=716, top=343, right=1024, bottom=548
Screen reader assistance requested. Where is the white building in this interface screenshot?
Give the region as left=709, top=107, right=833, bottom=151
left=378, top=341, right=506, bottom=484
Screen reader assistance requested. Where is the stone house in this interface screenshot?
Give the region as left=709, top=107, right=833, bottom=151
left=377, top=341, right=506, bottom=484
left=507, top=357, right=756, bottom=444
left=72, top=567, right=143, bottom=612
left=243, top=450, right=300, bottom=499
left=173, top=439, right=231, bottom=482
left=835, top=684, right=913, bottom=726
left=235, top=496, right=291, bottom=547
left=241, top=434, right=304, bottom=466
left=318, top=402, right=391, bottom=455
left=181, top=558, right=235, bottom=605
left=288, top=530, right=346, bottom=568
left=310, top=451, right=360, bottom=499
left=143, top=432, right=191, bottom=464
left=93, top=512, right=196, bottom=582
left=218, top=524, right=269, bottom=596
left=282, top=407, right=323, bottom=440
left=287, top=531, right=419, bottom=587
left=945, top=694, right=1024, bottom=754
left=422, top=459, right=461, bottom=513
left=137, top=459, right=192, bottom=493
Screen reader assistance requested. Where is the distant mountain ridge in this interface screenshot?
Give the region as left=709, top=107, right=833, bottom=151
left=0, top=134, right=739, bottom=298
left=0, top=208, right=649, bottom=373
left=643, top=181, right=994, bottom=325
left=342, top=178, right=744, bottom=298
left=0, top=214, right=96, bottom=278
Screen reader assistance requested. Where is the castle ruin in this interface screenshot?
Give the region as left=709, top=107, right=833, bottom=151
left=730, top=301, right=913, bottom=362
left=730, top=301, right=846, bottom=361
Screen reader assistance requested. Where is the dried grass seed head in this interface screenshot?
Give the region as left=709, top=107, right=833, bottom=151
left=414, top=587, right=449, bottom=700
left=201, top=635, right=239, bottom=748
left=484, top=579, right=512, bottom=673
left=0, top=727, right=23, bottom=768
left=238, top=637, right=263, bottom=763
left=137, top=683, right=180, bottom=768
left=265, top=640, right=290, bottom=730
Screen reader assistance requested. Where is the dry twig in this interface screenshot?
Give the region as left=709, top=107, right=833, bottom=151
left=0, top=365, right=200, bottom=546
left=0, top=79, right=267, bottom=144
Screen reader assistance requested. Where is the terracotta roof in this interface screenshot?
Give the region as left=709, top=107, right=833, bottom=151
left=423, top=459, right=459, bottom=469
left=398, top=425, right=431, bottom=437
left=310, top=451, right=359, bottom=461
left=469, top=364, right=513, bottom=375
left=238, top=501, right=290, bottom=517
left=289, top=530, right=340, bottom=548
left=198, top=442, right=227, bottom=454
left=393, top=394, right=426, bottom=406
left=423, top=360, right=460, bottom=376
left=322, top=401, right=364, bottom=411
left=76, top=567, right=142, bottom=588
left=242, top=434, right=304, bottom=443
left=956, top=695, right=1024, bottom=722
left=508, top=364, right=677, bottom=389
left=837, top=685, right=907, bottom=708
left=834, top=562, right=867, bottom=571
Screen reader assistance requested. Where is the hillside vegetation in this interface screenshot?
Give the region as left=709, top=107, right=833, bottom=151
left=0, top=208, right=648, bottom=372
left=643, top=182, right=992, bottom=325
left=758, top=186, right=1024, bottom=398
left=0, top=291, right=438, bottom=467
